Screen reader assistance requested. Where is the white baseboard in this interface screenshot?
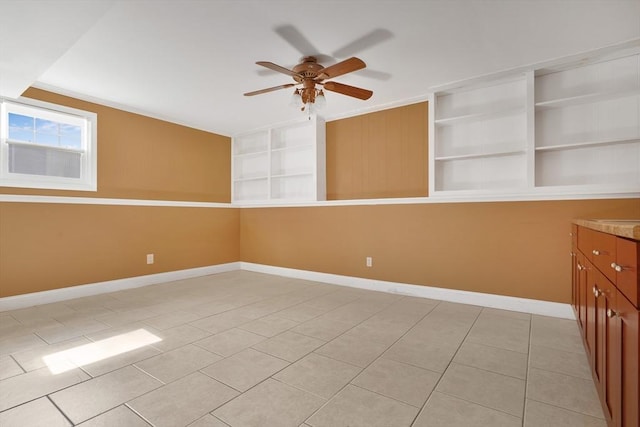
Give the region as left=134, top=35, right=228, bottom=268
left=240, top=262, right=575, bottom=319
left=0, top=262, right=240, bottom=312
left=0, top=261, right=574, bottom=319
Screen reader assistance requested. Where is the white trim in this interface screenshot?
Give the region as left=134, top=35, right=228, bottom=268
left=3, top=191, right=637, bottom=209
left=0, top=194, right=235, bottom=208
left=233, top=192, right=639, bottom=208
left=0, top=262, right=240, bottom=312
left=240, top=262, right=575, bottom=319
left=0, top=261, right=573, bottom=319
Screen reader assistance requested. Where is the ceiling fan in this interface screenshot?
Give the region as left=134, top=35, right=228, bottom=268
left=244, top=56, right=373, bottom=111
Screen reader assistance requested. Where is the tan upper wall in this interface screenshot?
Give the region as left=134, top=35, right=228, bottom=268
left=1, top=88, right=231, bottom=202
left=326, top=102, right=428, bottom=200
left=240, top=199, right=640, bottom=304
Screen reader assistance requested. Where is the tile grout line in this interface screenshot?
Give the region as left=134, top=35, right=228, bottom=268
left=208, top=292, right=406, bottom=405
left=525, top=396, right=607, bottom=421
left=522, top=312, right=534, bottom=425
left=407, top=305, right=485, bottom=427
left=299, top=299, right=445, bottom=425
left=196, top=291, right=410, bottom=421
left=45, top=395, right=75, bottom=426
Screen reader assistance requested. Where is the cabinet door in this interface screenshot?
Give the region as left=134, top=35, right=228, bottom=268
left=617, top=292, right=639, bottom=427
left=595, top=273, right=619, bottom=425
left=577, top=252, right=588, bottom=333
left=586, top=260, right=597, bottom=364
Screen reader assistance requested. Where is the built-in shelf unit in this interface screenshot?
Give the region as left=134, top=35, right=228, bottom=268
left=232, top=116, right=326, bottom=203
left=430, top=42, right=640, bottom=198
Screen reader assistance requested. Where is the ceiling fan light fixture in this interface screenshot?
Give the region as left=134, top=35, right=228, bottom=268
left=289, top=89, right=301, bottom=108
left=315, top=89, right=326, bottom=109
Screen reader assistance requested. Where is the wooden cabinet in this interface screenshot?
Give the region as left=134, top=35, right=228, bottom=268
left=572, top=224, right=640, bottom=427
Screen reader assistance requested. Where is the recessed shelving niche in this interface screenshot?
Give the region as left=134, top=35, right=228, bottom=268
left=430, top=42, right=640, bottom=198
left=534, top=53, right=640, bottom=190
left=232, top=116, right=326, bottom=203
left=433, top=76, right=529, bottom=193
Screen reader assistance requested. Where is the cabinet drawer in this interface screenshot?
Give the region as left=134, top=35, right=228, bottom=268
left=591, top=230, right=617, bottom=284
left=616, top=237, right=639, bottom=308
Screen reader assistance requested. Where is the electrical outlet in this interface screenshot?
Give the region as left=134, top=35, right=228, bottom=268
left=146, top=254, right=154, bottom=265
left=366, top=256, right=372, bottom=267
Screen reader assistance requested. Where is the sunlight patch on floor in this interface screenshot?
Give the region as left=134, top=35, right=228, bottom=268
left=42, top=329, right=161, bottom=374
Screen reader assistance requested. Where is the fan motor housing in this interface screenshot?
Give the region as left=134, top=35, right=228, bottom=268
left=292, top=56, right=324, bottom=82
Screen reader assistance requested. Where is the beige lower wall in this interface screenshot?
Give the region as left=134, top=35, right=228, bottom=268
left=240, top=198, right=640, bottom=303
left=0, top=203, right=240, bottom=297
left=2, top=198, right=638, bottom=303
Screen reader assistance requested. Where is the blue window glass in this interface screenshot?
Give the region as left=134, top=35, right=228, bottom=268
left=60, top=123, right=82, bottom=149
left=8, top=113, right=34, bottom=142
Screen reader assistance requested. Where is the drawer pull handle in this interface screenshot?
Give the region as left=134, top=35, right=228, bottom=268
left=577, top=264, right=584, bottom=271
left=606, top=309, right=617, bottom=318
left=592, top=249, right=601, bottom=256
left=610, top=263, right=624, bottom=273
left=593, top=286, right=600, bottom=298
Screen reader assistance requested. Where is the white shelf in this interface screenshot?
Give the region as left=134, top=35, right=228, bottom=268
left=271, top=144, right=313, bottom=153
left=271, top=172, right=313, bottom=179
left=435, top=149, right=526, bottom=161
left=535, top=137, right=640, bottom=152
left=434, top=106, right=525, bottom=126
left=233, top=149, right=269, bottom=158
left=233, top=176, right=268, bottom=183
left=535, top=88, right=640, bottom=110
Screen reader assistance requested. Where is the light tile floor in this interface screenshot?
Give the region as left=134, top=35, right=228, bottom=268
left=0, top=271, right=606, bottom=426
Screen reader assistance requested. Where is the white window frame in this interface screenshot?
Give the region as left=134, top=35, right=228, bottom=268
left=0, top=97, right=97, bottom=191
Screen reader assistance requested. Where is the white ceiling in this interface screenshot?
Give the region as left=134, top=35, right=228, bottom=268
left=1, top=0, right=639, bottom=136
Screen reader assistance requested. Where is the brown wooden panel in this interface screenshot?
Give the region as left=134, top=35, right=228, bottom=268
left=586, top=260, right=598, bottom=364
left=0, top=203, right=240, bottom=297
left=578, top=252, right=589, bottom=333
left=617, top=237, right=639, bottom=307
left=618, top=292, right=639, bottom=427
left=0, top=88, right=231, bottom=202
left=326, top=102, right=428, bottom=200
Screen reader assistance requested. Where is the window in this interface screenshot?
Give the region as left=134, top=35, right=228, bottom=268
left=0, top=98, right=97, bottom=191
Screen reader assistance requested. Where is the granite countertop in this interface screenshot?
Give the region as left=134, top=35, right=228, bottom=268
left=574, top=219, right=640, bottom=240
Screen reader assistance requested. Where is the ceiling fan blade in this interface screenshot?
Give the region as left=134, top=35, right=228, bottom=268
left=332, top=29, right=393, bottom=58
left=323, top=81, right=373, bottom=100
left=318, top=57, right=366, bottom=80
left=244, top=83, right=295, bottom=96
left=256, top=61, right=299, bottom=77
